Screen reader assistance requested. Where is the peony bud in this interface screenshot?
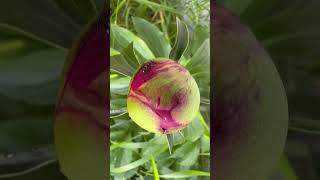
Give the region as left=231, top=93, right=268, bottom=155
left=127, top=59, right=200, bottom=134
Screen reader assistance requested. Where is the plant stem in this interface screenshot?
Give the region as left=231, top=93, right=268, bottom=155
left=197, top=111, right=210, bottom=136
left=0, top=159, right=57, bottom=178
left=289, top=126, right=320, bottom=135
left=150, top=155, right=160, bottom=180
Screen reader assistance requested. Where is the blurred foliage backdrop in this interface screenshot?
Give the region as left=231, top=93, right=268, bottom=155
left=0, top=0, right=104, bottom=179
left=218, top=0, right=320, bottom=179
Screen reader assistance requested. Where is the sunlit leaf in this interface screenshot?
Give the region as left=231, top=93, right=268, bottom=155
left=111, top=24, right=155, bottom=62
left=132, top=17, right=171, bottom=58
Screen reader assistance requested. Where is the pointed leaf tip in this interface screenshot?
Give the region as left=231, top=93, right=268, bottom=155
left=169, top=18, right=190, bottom=61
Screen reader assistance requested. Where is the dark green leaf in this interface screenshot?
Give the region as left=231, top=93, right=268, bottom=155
left=0, top=50, right=66, bottom=105
left=169, top=18, right=189, bottom=61
left=122, top=42, right=140, bottom=69
left=53, top=0, right=98, bottom=25
left=0, top=0, right=81, bottom=50
left=0, top=116, right=54, bottom=152
left=0, top=145, right=55, bottom=175
left=222, top=0, right=254, bottom=15
left=110, top=54, right=136, bottom=77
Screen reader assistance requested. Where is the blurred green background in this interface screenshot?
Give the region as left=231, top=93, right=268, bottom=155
left=0, top=0, right=104, bottom=179
left=0, top=0, right=319, bottom=179
left=218, top=0, right=320, bottom=179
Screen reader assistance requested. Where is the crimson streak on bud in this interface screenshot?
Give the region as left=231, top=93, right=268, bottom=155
left=127, top=59, right=200, bottom=134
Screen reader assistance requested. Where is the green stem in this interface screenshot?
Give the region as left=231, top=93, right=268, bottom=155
left=289, top=126, right=320, bottom=135
left=150, top=155, right=160, bottom=180
left=279, top=155, right=299, bottom=180
left=0, top=159, right=57, bottom=178
left=113, top=0, right=127, bottom=24
left=197, top=111, right=210, bottom=136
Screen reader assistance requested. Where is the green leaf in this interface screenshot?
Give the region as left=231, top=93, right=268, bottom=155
left=239, top=0, right=283, bottom=25
left=122, top=42, right=140, bottom=69
left=169, top=18, right=189, bottom=61
left=179, top=141, right=200, bottom=166
left=111, top=142, right=149, bottom=150
left=197, top=111, right=210, bottom=136
left=186, top=38, right=210, bottom=76
left=170, top=141, right=200, bottom=166
left=159, top=170, right=210, bottom=178
left=110, top=131, right=128, bottom=142
left=201, top=135, right=210, bottom=153
left=254, top=9, right=320, bottom=43
left=222, top=0, right=254, bottom=15
left=110, top=98, right=127, bottom=117
left=0, top=160, right=66, bottom=180
left=289, top=127, right=320, bottom=135
left=166, top=134, right=174, bottom=155
left=278, top=155, right=299, bottom=180
left=111, top=24, right=155, bottom=63
left=0, top=50, right=66, bottom=105
left=0, top=116, right=54, bottom=152
left=186, top=25, right=209, bottom=57
left=0, top=158, right=57, bottom=179
left=110, top=54, right=136, bottom=77
left=110, top=108, right=127, bottom=118
left=0, top=39, right=27, bottom=58
left=110, top=48, right=120, bottom=57
left=132, top=17, right=171, bottom=58
left=53, top=0, right=98, bottom=25
left=248, top=1, right=320, bottom=119
left=110, top=76, right=130, bottom=95
left=111, top=157, right=149, bottom=174
left=111, top=146, right=167, bottom=174
left=182, top=115, right=205, bottom=142
left=0, top=145, right=55, bottom=177
left=0, top=0, right=81, bottom=50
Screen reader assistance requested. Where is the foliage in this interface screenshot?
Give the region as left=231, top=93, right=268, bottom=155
left=110, top=0, right=210, bottom=179
left=218, top=0, right=320, bottom=179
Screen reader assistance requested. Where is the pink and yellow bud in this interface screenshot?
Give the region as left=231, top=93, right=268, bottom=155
left=127, top=59, right=200, bottom=134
